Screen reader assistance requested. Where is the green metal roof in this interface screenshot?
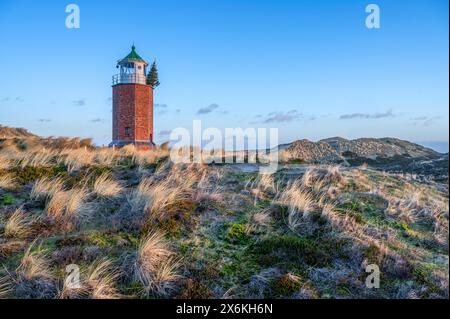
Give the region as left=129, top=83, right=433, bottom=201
left=119, top=45, right=147, bottom=64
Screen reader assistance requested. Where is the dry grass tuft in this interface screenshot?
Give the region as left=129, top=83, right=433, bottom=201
left=60, top=148, right=95, bottom=172
left=128, top=172, right=196, bottom=220
left=19, top=149, right=54, bottom=168
left=94, top=148, right=117, bottom=167
left=324, top=165, right=347, bottom=185
left=134, top=231, right=181, bottom=296
left=0, top=174, right=16, bottom=190
left=0, top=240, right=26, bottom=259
left=4, top=208, right=33, bottom=238
left=136, top=231, right=173, bottom=271
left=93, top=173, right=123, bottom=197
left=128, top=178, right=154, bottom=212
left=257, top=173, right=277, bottom=193
left=59, top=273, right=90, bottom=299
left=46, top=188, right=89, bottom=230
left=151, top=257, right=182, bottom=296
left=246, top=172, right=278, bottom=202
left=30, top=177, right=65, bottom=201
left=0, top=155, right=10, bottom=171
left=86, top=258, right=122, bottom=299
left=59, top=259, right=121, bottom=299
left=17, top=242, right=53, bottom=280
left=279, top=180, right=315, bottom=231
left=301, top=168, right=318, bottom=188
left=0, top=274, right=12, bottom=298
left=12, top=241, right=58, bottom=298
left=253, top=209, right=272, bottom=227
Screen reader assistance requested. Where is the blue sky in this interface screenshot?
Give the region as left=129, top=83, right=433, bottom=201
left=0, top=0, right=448, bottom=151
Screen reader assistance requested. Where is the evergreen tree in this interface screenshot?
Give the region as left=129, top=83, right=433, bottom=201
left=146, top=61, right=160, bottom=88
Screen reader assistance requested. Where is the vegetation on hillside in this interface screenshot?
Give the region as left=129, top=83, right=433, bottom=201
left=0, top=136, right=448, bottom=299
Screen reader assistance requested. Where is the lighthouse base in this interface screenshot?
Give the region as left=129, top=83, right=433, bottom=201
left=109, top=140, right=156, bottom=151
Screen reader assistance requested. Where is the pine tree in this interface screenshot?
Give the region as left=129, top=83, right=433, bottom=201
left=146, top=61, right=160, bottom=88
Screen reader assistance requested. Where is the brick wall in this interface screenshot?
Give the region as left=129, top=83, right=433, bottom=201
left=112, top=83, right=153, bottom=145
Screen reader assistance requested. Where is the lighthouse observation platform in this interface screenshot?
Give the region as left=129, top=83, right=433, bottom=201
left=112, top=73, right=147, bottom=85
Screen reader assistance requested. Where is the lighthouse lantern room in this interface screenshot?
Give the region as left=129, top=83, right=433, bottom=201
left=112, top=45, right=148, bottom=85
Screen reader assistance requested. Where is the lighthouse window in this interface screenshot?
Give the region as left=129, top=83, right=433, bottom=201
left=125, top=127, right=131, bottom=136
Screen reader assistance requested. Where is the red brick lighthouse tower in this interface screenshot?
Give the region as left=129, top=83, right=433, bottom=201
left=110, top=45, right=154, bottom=149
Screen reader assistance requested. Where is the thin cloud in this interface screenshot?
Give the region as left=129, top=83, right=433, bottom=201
left=340, top=109, right=394, bottom=120
left=73, top=98, right=87, bottom=106
left=411, top=116, right=442, bottom=127
left=262, top=110, right=302, bottom=123
left=197, top=103, right=219, bottom=114
left=155, top=104, right=168, bottom=115
left=158, top=129, right=172, bottom=137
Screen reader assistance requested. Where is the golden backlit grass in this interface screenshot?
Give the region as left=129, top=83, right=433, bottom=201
left=0, top=174, right=16, bottom=190
left=17, top=242, right=53, bottom=281
left=134, top=231, right=181, bottom=297
left=3, top=208, right=33, bottom=239
left=93, top=173, right=123, bottom=198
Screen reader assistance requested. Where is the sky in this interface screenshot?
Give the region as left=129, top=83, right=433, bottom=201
left=0, top=0, right=448, bottom=152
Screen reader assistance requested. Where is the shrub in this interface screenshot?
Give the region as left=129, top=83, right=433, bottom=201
left=178, top=278, right=213, bottom=299
left=269, top=273, right=302, bottom=297
left=10, top=165, right=66, bottom=184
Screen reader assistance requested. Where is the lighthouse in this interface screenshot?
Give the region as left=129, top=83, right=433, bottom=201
left=110, top=45, right=155, bottom=149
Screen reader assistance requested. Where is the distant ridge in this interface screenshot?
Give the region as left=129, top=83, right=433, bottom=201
left=281, top=136, right=441, bottom=163
left=0, top=125, right=37, bottom=139
left=280, top=137, right=447, bottom=181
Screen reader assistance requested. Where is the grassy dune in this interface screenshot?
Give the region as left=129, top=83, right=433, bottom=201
left=0, top=137, right=448, bottom=299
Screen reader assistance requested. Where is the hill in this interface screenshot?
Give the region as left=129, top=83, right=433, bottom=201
left=0, top=125, right=37, bottom=139
left=281, top=137, right=448, bottom=181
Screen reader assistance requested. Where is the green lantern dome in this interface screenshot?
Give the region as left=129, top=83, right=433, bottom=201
left=118, top=45, right=148, bottom=65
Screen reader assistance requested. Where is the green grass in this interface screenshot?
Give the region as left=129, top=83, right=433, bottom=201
left=0, top=193, right=15, bottom=206
left=225, top=223, right=249, bottom=244
left=253, top=234, right=350, bottom=270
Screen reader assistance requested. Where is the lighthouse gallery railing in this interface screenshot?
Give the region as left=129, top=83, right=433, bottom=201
left=112, top=74, right=147, bottom=85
